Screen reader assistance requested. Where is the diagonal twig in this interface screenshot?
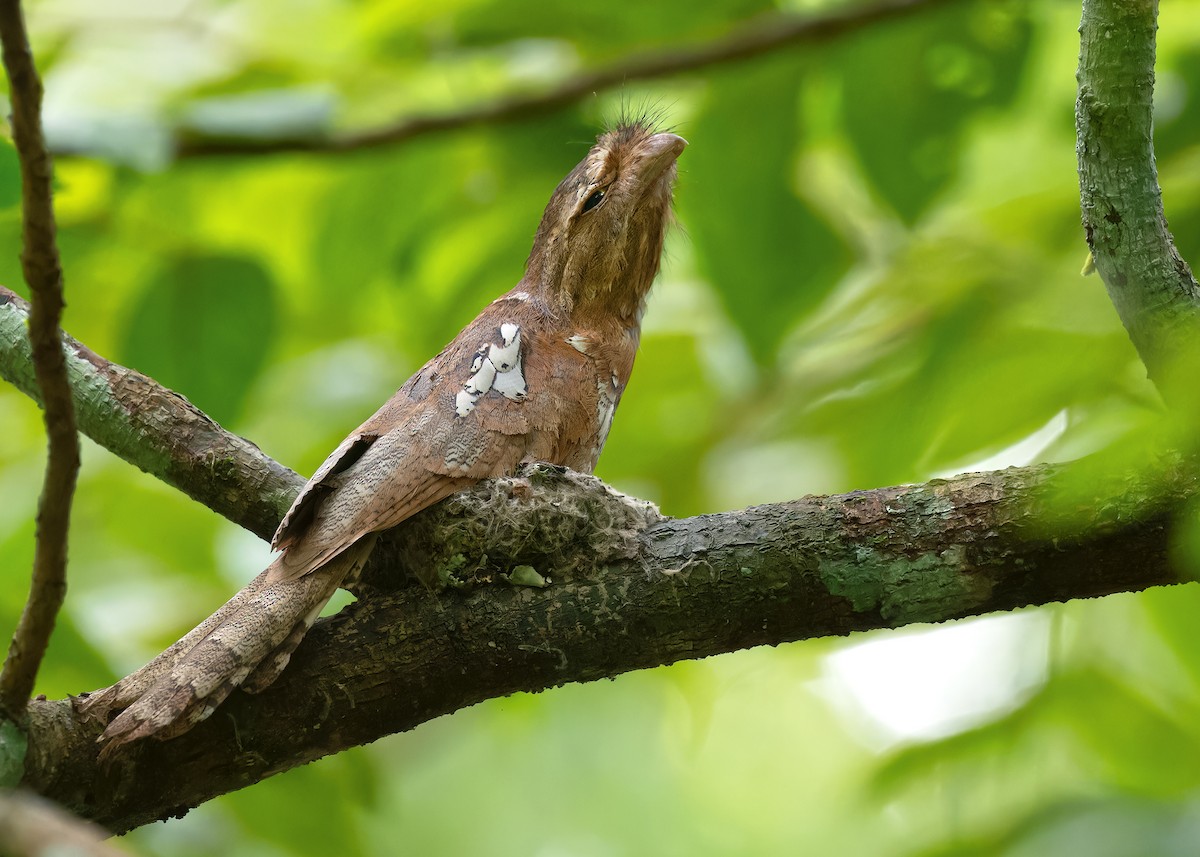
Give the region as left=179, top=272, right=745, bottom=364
left=0, top=0, right=80, bottom=721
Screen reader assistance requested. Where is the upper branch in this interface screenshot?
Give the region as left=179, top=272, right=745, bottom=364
left=1077, top=0, right=1200, bottom=404
left=0, top=0, right=80, bottom=721
left=171, top=0, right=954, bottom=158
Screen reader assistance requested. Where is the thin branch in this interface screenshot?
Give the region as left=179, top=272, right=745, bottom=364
left=172, top=0, right=955, bottom=158
left=1077, top=0, right=1200, bottom=405
left=0, top=0, right=80, bottom=721
left=22, top=456, right=1198, bottom=833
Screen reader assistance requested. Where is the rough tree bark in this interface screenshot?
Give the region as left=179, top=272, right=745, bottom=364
left=24, top=458, right=1200, bottom=833
left=7, top=281, right=1194, bottom=830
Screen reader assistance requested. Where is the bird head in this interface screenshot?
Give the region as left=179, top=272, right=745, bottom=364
left=524, top=123, right=686, bottom=324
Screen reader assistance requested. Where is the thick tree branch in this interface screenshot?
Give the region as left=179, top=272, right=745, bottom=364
left=1077, top=0, right=1200, bottom=405
left=0, top=0, right=80, bottom=721
left=171, top=0, right=954, bottom=159
left=0, top=286, right=302, bottom=542
left=21, top=457, right=1198, bottom=833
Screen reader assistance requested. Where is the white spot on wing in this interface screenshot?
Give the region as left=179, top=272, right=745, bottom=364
left=493, top=360, right=527, bottom=400
left=455, top=321, right=527, bottom=416
left=455, top=389, right=477, bottom=417
left=489, top=325, right=521, bottom=372
left=463, top=358, right=496, bottom=394
left=566, top=334, right=590, bottom=354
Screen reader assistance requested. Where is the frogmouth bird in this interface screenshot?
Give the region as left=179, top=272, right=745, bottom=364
left=82, top=122, right=686, bottom=748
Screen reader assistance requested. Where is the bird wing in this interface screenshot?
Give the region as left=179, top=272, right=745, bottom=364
left=271, top=430, right=381, bottom=552
left=272, top=304, right=589, bottom=581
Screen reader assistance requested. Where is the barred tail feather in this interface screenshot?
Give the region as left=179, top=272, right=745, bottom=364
left=90, top=537, right=376, bottom=751
left=79, top=568, right=277, bottom=718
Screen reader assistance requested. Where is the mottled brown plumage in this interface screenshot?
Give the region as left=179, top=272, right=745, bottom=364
left=82, top=123, right=685, bottom=749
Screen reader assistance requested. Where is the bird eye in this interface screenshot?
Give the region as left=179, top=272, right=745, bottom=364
left=581, top=189, right=605, bottom=213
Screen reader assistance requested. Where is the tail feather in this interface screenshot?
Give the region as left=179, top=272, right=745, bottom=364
left=241, top=586, right=334, bottom=694
left=79, top=569, right=276, bottom=717
left=91, top=537, right=376, bottom=752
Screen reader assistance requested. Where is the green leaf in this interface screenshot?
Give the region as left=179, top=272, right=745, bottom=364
left=907, top=797, right=1200, bottom=857
left=313, top=117, right=595, bottom=354
left=1154, top=47, right=1200, bottom=163
left=600, top=332, right=716, bottom=515
left=1054, top=669, right=1200, bottom=799
left=121, top=254, right=279, bottom=426
left=836, top=0, right=1034, bottom=223
left=874, top=665, right=1200, bottom=807
left=682, top=56, right=853, bottom=366
left=38, top=612, right=121, bottom=699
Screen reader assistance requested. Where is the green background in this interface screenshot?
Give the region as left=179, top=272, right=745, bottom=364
left=4, top=0, right=1200, bottom=853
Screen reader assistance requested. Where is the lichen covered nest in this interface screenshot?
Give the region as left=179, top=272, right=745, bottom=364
left=360, top=463, right=663, bottom=593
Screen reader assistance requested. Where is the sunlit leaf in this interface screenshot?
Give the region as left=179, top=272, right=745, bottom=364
left=996, top=797, right=1200, bottom=857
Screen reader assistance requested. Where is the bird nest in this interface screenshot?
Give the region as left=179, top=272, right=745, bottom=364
left=358, top=463, right=663, bottom=593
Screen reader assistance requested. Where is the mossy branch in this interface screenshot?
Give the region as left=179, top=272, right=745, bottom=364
left=2, top=221, right=1198, bottom=833
left=18, top=458, right=1199, bottom=832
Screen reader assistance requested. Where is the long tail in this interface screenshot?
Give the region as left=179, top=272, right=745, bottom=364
left=82, top=536, right=376, bottom=751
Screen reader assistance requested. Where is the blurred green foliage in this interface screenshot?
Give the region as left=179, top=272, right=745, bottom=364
left=122, top=254, right=280, bottom=424
left=3, top=0, right=1200, bottom=853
